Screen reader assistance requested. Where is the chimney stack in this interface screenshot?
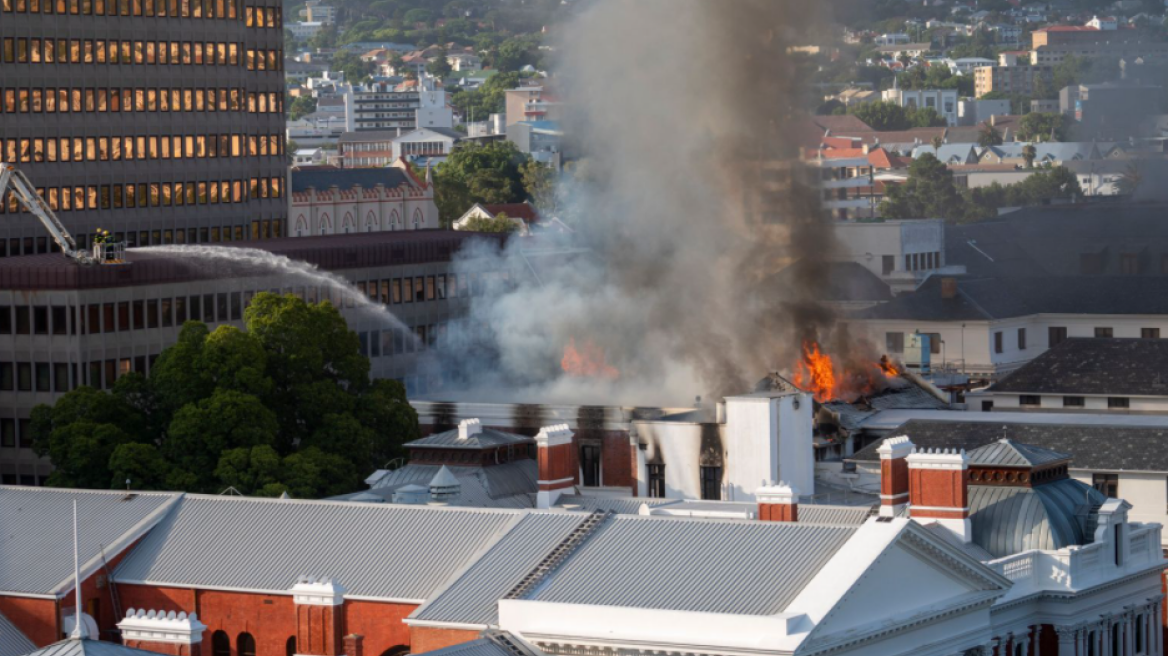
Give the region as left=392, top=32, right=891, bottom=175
left=119, top=609, right=207, bottom=656
left=457, top=418, right=481, bottom=441
left=343, top=635, right=363, bottom=656
left=756, top=481, right=798, bottom=522
left=535, top=423, right=577, bottom=509
left=877, top=435, right=914, bottom=517
left=907, top=448, right=971, bottom=543
left=291, top=577, right=346, bottom=656
left=941, top=277, right=957, bottom=299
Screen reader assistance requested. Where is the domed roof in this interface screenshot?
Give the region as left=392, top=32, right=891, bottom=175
left=969, top=477, right=1106, bottom=558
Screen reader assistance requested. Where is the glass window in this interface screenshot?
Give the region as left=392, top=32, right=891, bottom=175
left=1095, top=327, right=1113, bottom=338
left=1049, top=326, right=1067, bottom=347
left=1064, top=396, right=1085, bottom=407
left=1093, top=473, right=1118, bottom=498
left=700, top=466, right=721, bottom=501
left=647, top=463, right=665, bottom=498
left=1108, top=397, right=1130, bottom=409
left=1019, top=395, right=1041, bottom=407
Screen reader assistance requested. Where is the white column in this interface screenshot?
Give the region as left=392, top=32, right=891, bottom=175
left=1018, top=631, right=1031, bottom=656
left=1056, top=626, right=1076, bottom=656
left=1154, top=600, right=1163, bottom=656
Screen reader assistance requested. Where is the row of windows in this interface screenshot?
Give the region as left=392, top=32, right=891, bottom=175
left=2, top=0, right=253, bottom=20
left=1018, top=394, right=1130, bottom=409
left=2, top=177, right=285, bottom=215
left=1, top=39, right=281, bottom=71
left=3, top=38, right=251, bottom=66
left=354, top=271, right=507, bottom=306
left=1, top=87, right=283, bottom=114
left=3, top=134, right=284, bottom=166
left=994, top=326, right=1161, bottom=353
left=0, top=219, right=282, bottom=257
left=242, top=4, right=277, bottom=26
left=906, top=251, right=941, bottom=272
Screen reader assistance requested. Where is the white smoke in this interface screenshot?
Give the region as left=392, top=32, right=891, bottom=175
left=427, top=0, right=836, bottom=405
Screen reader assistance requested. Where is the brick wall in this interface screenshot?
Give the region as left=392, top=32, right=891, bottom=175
left=908, top=468, right=969, bottom=519
left=601, top=431, right=633, bottom=490
left=0, top=596, right=57, bottom=647
left=118, top=585, right=415, bottom=656
left=407, top=627, right=480, bottom=654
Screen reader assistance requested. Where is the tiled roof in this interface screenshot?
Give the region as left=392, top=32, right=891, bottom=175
left=0, top=487, right=179, bottom=596
left=528, top=515, right=858, bottom=615
left=851, top=419, right=1168, bottom=472
left=410, top=513, right=587, bottom=626
left=291, top=168, right=413, bottom=192
left=483, top=203, right=540, bottom=223
left=0, top=610, right=34, bottom=656
left=988, top=338, right=1168, bottom=396
left=113, top=495, right=520, bottom=601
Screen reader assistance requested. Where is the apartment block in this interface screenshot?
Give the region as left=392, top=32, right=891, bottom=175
left=974, top=65, right=1053, bottom=98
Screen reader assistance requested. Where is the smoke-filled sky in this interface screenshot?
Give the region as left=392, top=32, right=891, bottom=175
left=429, top=0, right=850, bottom=405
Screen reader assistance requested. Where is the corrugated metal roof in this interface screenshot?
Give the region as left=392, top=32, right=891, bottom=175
left=968, top=479, right=1104, bottom=558
left=0, top=487, right=179, bottom=595
left=0, top=610, right=34, bottom=656
left=407, top=428, right=533, bottom=450
left=529, top=515, right=857, bottom=615
left=646, top=501, right=873, bottom=527
left=19, top=640, right=167, bottom=656
left=412, top=513, right=587, bottom=626
left=113, top=495, right=519, bottom=601
left=414, top=639, right=507, bottom=656
left=968, top=439, right=1069, bottom=467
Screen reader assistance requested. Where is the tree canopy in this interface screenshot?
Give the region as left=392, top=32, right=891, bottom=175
left=432, top=140, right=532, bottom=225
left=1016, top=112, right=1071, bottom=142
left=462, top=212, right=520, bottom=233
left=31, top=294, right=419, bottom=496
left=849, top=101, right=948, bottom=131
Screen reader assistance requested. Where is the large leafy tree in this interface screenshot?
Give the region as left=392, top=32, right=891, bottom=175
left=433, top=140, right=532, bottom=225
left=30, top=294, right=419, bottom=496
left=879, top=153, right=969, bottom=221
left=1017, top=113, right=1070, bottom=142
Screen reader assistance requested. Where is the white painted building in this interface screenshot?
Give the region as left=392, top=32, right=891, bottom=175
left=805, top=151, right=877, bottom=220
left=832, top=219, right=961, bottom=294
left=875, top=33, right=912, bottom=46
left=284, top=21, right=324, bottom=40
left=881, top=87, right=960, bottom=126
left=390, top=127, right=463, bottom=162
left=292, top=148, right=325, bottom=166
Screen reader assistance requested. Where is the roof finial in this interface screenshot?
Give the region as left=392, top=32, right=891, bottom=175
left=71, top=499, right=87, bottom=640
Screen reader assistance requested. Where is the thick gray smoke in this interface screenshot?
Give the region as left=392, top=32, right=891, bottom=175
left=428, top=0, right=844, bottom=405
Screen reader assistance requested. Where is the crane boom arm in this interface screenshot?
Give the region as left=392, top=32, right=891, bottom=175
left=0, top=162, right=85, bottom=260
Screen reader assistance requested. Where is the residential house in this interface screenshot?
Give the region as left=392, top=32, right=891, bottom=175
left=504, top=86, right=562, bottom=127
left=875, top=43, right=932, bottom=59
left=453, top=202, right=542, bottom=234
left=947, top=57, right=996, bottom=75
left=832, top=219, right=958, bottom=294
left=293, top=148, right=326, bottom=166
left=874, top=33, right=912, bottom=46
left=882, top=87, right=960, bottom=126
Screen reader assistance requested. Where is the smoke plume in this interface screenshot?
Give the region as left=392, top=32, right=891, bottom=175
left=429, top=0, right=843, bottom=405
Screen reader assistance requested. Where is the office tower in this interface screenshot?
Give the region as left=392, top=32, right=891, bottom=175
left=0, top=0, right=288, bottom=254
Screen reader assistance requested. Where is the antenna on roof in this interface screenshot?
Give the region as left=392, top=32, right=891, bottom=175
left=71, top=499, right=87, bottom=640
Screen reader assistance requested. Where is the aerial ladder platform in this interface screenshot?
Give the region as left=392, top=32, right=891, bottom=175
left=0, top=163, right=126, bottom=265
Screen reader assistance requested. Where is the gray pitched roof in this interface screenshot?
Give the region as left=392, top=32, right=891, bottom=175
left=419, top=634, right=540, bottom=656
left=988, top=338, right=1168, bottom=396
left=290, top=168, right=413, bottom=193
left=410, top=513, right=587, bottom=626
left=969, top=478, right=1105, bottom=558
left=18, top=641, right=173, bottom=656
left=553, top=495, right=676, bottom=515
left=850, top=419, right=1168, bottom=472
left=527, top=515, right=858, bottom=615
left=113, top=495, right=520, bottom=601
left=0, top=487, right=179, bottom=596
left=945, top=204, right=1168, bottom=279
left=407, top=428, right=533, bottom=450
left=0, top=611, right=34, bottom=656
left=967, top=439, right=1070, bottom=467
left=853, top=275, right=1168, bottom=321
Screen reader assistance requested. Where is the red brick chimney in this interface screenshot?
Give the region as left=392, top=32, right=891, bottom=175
left=877, top=435, right=914, bottom=517
left=291, top=577, right=346, bottom=656
left=343, top=635, right=363, bottom=656
left=118, top=609, right=207, bottom=656
left=907, top=447, right=971, bottom=542
left=756, top=482, right=798, bottom=522
left=536, top=423, right=577, bottom=509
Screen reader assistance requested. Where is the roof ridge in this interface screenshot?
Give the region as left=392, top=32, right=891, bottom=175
left=177, top=492, right=525, bottom=515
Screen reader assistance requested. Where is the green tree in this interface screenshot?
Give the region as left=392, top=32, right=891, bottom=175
left=388, top=50, right=406, bottom=75
left=31, top=293, right=420, bottom=497
left=403, top=7, right=433, bottom=25
left=494, top=37, right=533, bottom=72
left=1017, top=113, right=1069, bottom=142
left=1021, top=143, right=1037, bottom=169
left=879, top=153, right=969, bottom=221
left=288, top=96, right=318, bottom=121
left=309, top=24, right=337, bottom=49
left=849, top=100, right=910, bottom=131
left=521, top=159, right=557, bottom=216
left=433, top=141, right=531, bottom=225
left=462, top=212, right=520, bottom=233
left=908, top=107, right=948, bottom=128
left=426, top=46, right=453, bottom=78
left=978, top=123, right=1003, bottom=147
left=331, top=50, right=376, bottom=85
left=449, top=72, right=520, bottom=122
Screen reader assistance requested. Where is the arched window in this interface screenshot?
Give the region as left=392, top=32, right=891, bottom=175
left=413, top=208, right=423, bottom=230
left=212, top=631, right=231, bottom=656
left=238, top=633, right=256, bottom=656
left=378, top=647, right=409, bottom=656
left=286, top=636, right=296, bottom=656
left=295, top=215, right=308, bottom=237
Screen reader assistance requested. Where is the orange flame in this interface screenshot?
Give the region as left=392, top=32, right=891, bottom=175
left=561, top=338, right=620, bottom=380
left=879, top=355, right=900, bottom=377
left=791, top=341, right=837, bottom=402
